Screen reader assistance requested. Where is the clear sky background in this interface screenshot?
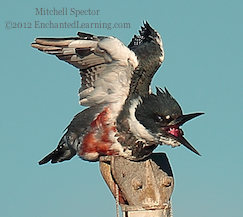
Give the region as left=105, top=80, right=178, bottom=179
left=1, top=0, right=243, bottom=216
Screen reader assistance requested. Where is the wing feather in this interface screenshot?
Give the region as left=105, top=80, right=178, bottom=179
left=31, top=34, right=138, bottom=108
left=128, top=22, right=165, bottom=97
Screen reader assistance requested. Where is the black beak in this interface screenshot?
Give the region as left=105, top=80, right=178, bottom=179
left=168, top=112, right=204, bottom=156
left=174, top=134, right=201, bottom=156
left=169, top=112, right=204, bottom=126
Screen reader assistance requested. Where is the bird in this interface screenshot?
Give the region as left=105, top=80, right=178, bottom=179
left=31, top=22, right=203, bottom=165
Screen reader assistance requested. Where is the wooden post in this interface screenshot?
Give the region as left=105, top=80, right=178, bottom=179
left=100, top=153, right=174, bottom=217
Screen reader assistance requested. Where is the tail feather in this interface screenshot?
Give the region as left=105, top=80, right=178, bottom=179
left=38, top=139, right=76, bottom=165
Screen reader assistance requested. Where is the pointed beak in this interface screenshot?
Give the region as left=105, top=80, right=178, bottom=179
left=173, top=133, right=201, bottom=156
left=166, top=112, right=204, bottom=155
left=168, top=112, right=204, bottom=126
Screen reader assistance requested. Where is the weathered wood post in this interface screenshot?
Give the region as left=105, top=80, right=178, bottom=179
left=100, top=153, right=174, bottom=217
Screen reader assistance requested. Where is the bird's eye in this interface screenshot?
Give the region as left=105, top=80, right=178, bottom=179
left=155, top=115, right=163, bottom=123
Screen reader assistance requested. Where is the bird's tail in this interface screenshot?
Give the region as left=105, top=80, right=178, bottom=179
left=39, top=137, right=76, bottom=165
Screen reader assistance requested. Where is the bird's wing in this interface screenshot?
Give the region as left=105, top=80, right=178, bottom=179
left=128, top=22, right=165, bottom=97
left=31, top=33, right=138, bottom=107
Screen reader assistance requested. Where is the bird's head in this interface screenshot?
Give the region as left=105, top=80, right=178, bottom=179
left=134, top=87, right=204, bottom=155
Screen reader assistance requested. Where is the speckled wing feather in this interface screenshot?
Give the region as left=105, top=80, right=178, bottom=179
left=31, top=33, right=138, bottom=107
left=128, top=21, right=165, bottom=97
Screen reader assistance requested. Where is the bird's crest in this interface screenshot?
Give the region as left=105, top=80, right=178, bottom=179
left=137, top=87, right=183, bottom=118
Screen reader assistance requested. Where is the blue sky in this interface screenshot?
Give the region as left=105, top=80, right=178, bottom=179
left=1, top=0, right=243, bottom=216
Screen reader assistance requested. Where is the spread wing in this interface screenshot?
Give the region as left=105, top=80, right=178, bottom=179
left=128, top=21, right=165, bottom=97
left=31, top=33, right=138, bottom=107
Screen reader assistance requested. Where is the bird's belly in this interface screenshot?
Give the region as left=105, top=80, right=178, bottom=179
left=78, top=107, right=118, bottom=161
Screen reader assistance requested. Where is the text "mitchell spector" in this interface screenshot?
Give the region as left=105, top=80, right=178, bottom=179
left=36, top=8, right=100, bottom=17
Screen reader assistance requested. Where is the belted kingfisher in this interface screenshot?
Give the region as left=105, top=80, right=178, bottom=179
left=31, top=22, right=203, bottom=164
